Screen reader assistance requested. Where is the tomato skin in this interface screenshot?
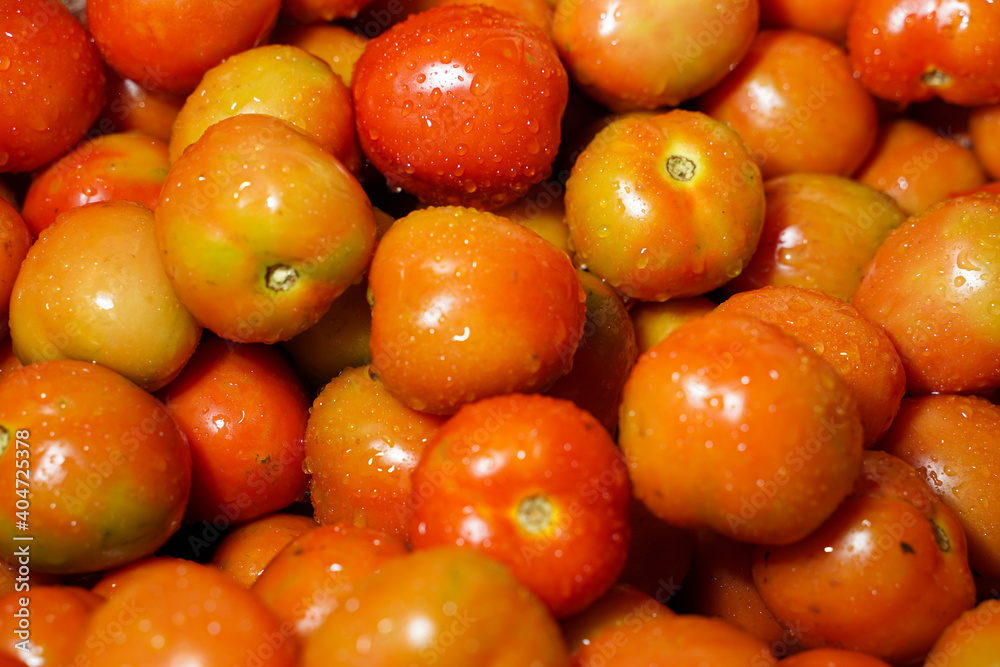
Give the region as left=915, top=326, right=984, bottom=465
left=560, top=583, right=673, bottom=657
left=970, top=104, right=1000, bottom=180
left=158, top=335, right=311, bottom=525
left=630, top=297, right=717, bottom=354
left=565, top=109, right=766, bottom=301
left=0, top=200, right=31, bottom=342
left=302, top=547, right=571, bottom=666
left=619, top=312, right=864, bottom=545
left=368, top=206, right=585, bottom=415
left=99, top=72, right=185, bottom=143
left=701, top=30, right=877, bottom=179
left=409, top=393, right=631, bottom=617
left=779, top=648, right=893, bottom=667
left=21, top=132, right=170, bottom=238
left=760, top=0, right=857, bottom=43
left=271, top=23, right=369, bottom=87
left=0, top=360, right=191, bottom=574
left=847, top=0, right=1000, bottom=106
left=0, top=0, right=106, bottom=173
left=0, top=586, right=101, bottom=665
left=753, top=451, right=976, bottom=664
left=352, top=4, right=568, bottom=210
left=925, top=599, right=1000, bottom=667
left=87, top=0, right=281, bottom=95
left=853, top=194, right=1000, bottom=395
left=78, top=559, right=298, bottom=667
left=209, top=513, right=318, bottom=588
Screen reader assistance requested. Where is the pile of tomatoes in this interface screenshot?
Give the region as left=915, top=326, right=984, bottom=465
left=2, top=0, right=1000, bottom=664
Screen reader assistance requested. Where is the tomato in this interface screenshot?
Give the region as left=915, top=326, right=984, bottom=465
left=209, top=513, right=318, bottom=588
left=715, top=286, right=906, bottom=446
left=302, top=547, right=570, bottom=666
left=620, top=312, right=864, bottom=545
left=760, top=0, right=857, bottom=43
left=0, top=199, right=30, bottom=341
left=0, top=360, right=191, bottom=574
left=155, top=114, right=377, bottom=344
left=304, top=365, right=446, bottom=541
left=552, top=0, right=759, bottom=110
left=439, top=0, right=555, bottom=37
left=853, top=194, right=1000, bottom=395
left=352, top=4, right=568, bottom=209
left=283, top=0, right=376, bottom=22
left=970, top=104, right=1000, bottom=181
left=0, top=0, right=106, bottom=173
left=560, top=583, right=673, bottom=657
left=0, top=554, right=57, bottom=598
left=0, top=585, right=101, bottom=665
left=99, top=71, right=185, bottom=143
left=157, top=335, right=310, bottom=525
left=847, top=0, right=1000, bottom=106
left=494, top=181, right=573, bottom=255
left=925, top=599, right=1000, bottom=667
left=77, top=559, right=298, bottom=667
left=753, top=451, right=976, bottom=664
left=879, top=395, right=1000, bottom=592
left=630, top=297, right=717, bottom=354
left=168, top=44, right=361, bottom=175
left=701, top=29, right=878, bottom=179
left=368, top=206, right=585, bottom=415
left=723, top=173, right=906, bottom=300
left=86, top=0, right=281, bottom=95
left=271, top=23, right=369, bottom=87
left=565, top=109, right=766, bottom=301
left=780, top=648, right=893, bottom=667
left=10, top=200, right=202, bottom=391
left=251, top=523, right=408, bottom=638
left=410, top=393, right=631, bottom=617
left=854, top=119, right=986, bottom=216
left=21, top=132, right=169, bottom=238
left=0, top=338, right=21, bottom=385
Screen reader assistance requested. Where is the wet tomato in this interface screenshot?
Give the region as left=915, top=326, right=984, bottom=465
left=409, top=393, right=631, bottom=617
left=560, top=583, right=673, bottom=657
left=0, top=360, right=191, bottom=574
left=209, top=513, right=318, bottom=588
left=352, top=4, right=568, bottom=209
left=0, top=200, right=30, bottom=341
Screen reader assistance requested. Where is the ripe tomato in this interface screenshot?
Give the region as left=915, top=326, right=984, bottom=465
left=209, top=513, right=317, bottom=588
left=368, top=206, right=585, bottom=415
left=847, top=0, right=1000, bottom=106
left=77, top=559, right=298, bottom=667
left=0, top=200, right=30, bottom=341
left=352, top=4, right=568, bottom=209
left=0, top=360, right=191, bottom=574
left=271, top=23, right=369, bottom=87
left=753, top=451, right=976, bottom=664
left=565, top=109, right=766, bottom=301
left=853, top=194, right=1000, bottom=395
left=157, top=335, right=310, bottom=525
left=409, top=393, right=631, bottom=617
left=970, top=104, right=1000, bottom=180
left=0, top=0, right=106, bottom=173
left=302, top=547, right=570, bottom=666
left=0, top=585, right=101, bottom=665
left=21, top=132, right=170, bottom=238
left=86, top=0, right=281, bottom=95
left=251, top=523, right=408, bottom=638
left=925, top=599, right=1000, bottom=667
left=619, top=312, right=864, bottom=545
left=780, top=648, right=893, bottom=667
left=552, top=0, right=759, bottom=110
left=10, top=200, right=202, bottom=391
left=155, top=114, right=377, bottom=344
left=760, top=0, right=857, bottom=43
left=701, top=29, right=878, bottom=179
left=560, top=583, right=673, bottom=656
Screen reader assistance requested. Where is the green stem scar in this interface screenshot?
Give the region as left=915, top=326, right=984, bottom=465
left=517, top=494, right=554, bottom=534
left=266, top=264, right=298, bottom=292
left=667, top=155, right=696, bottom=182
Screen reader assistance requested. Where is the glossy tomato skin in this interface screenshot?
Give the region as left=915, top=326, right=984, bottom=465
left=87, top=0, right=281, bottom=95
left=0, top=360, right=191, bottom=574
left=552, top=0, right=759, bottom=110
left=270, top=23, right=369, bottom=88
left=925, top=599, right=1000, bottom=667
left=970, top=104, right=1000, bottom=180
left=155, top=114, right=377, bottom=344
left=99, top=72, right=185, bottom=142
left=879, top=395, right=1000, bottom=590
left=565, top=109, right=766, bottom=301
left=753, top=451, right=976, bottom=664
left=853, top=194, right=1000, bottom=395
left=304, top=365, right=446, bottom=541
left=410, top=393, right=631, bottom=617
left=0, top=200, right=31, bottom=341
left=779, top=648, right=893, bottom=667
left=701, top=30, right=878, bottom=179
left=77, top=559, right=298, bottom=667
left=630, top=297, right=717, bottom=354
left=302, top=547, right=570, bottom=666
left=619, top=313, right=864, bottom=546
left=0, top=586, right=101, bottom=666
left=847, top=0, right=1000, bottom=106
left=368, top=206, right=585, bottom=415
left=209, top=513, right=318, bottom=588
left=158, top=335, right=310, bottom=525
left=760, top=0, right=857, bottom=42
left=21, top=132, right=170, bottom=238
left=251, top=523, right=408, bottom=638
left=352, top=4, right=568, bottom=210
left=715, top=286, right=906, bottom=446
left=0, top=0, right=106, bottom=173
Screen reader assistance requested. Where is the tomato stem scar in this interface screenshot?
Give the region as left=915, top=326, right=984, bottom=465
left=265, top=264, right=298, bottom=291
left=666, top=155, right=696, bottom=181
left=517, top=494, right=553, bottom=534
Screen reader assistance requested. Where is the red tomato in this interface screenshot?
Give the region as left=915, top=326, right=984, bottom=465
left=0, top=360, right=191, bottom=574
left=87, top=0, right=281, bottom=95
left=780, top=648, right=893, bottom=667
left=0, top=200, right=31, bottom=341
left=760, top=0, right=857, bottom=42
left=409, top=393, right=631, bottom=617
left=0, top=0, right=106, bottom=173
left=0, top=585, right=101, bottom=665
left=352, top=4, right=569, bottom=209
left=158, top=335, right=310, bottom=525
left=209, top=513, right=318, bottom=588
left=970, top=104, right=1000, bottom=180
left=560, top=583, right=673, bottom=657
